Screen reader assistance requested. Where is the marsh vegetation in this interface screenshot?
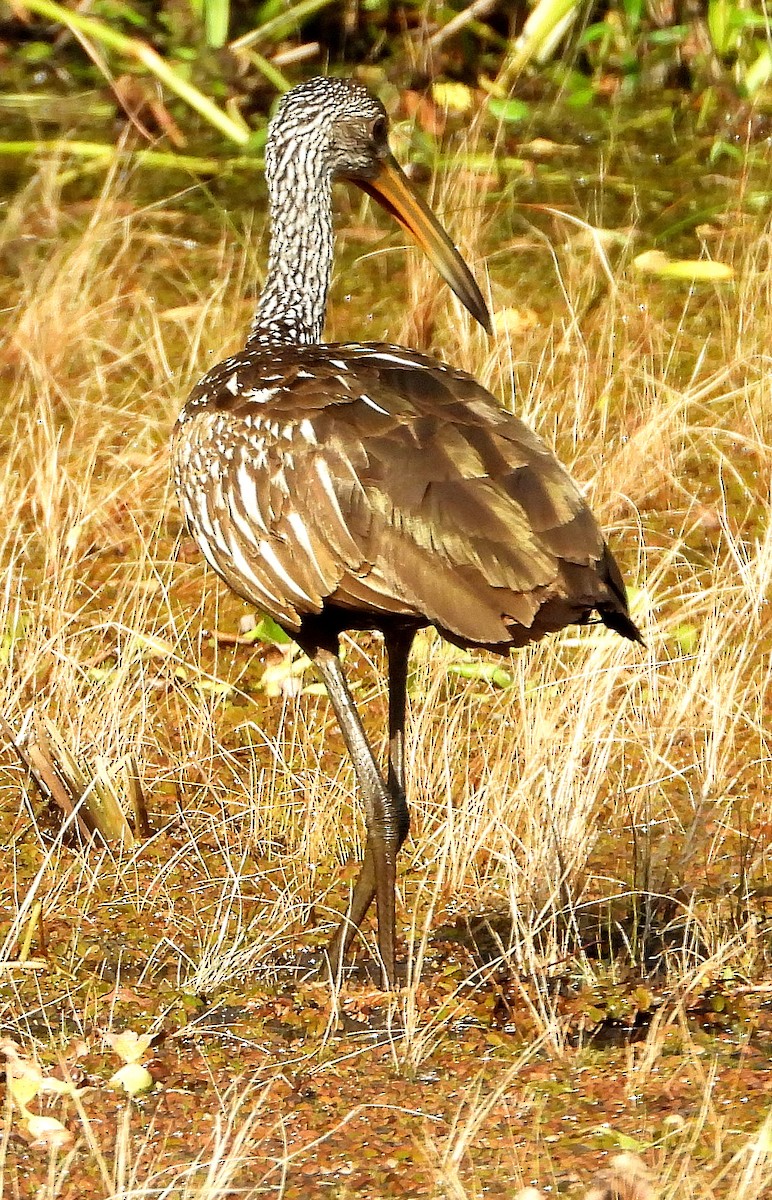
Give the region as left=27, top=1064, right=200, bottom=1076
left=2, top=7, right=772, bottom=1195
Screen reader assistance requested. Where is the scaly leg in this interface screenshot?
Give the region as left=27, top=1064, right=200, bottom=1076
left=307, top=630, right=413, bottom=987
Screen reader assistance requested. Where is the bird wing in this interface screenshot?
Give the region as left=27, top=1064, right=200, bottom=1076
left=281, top=348, right=608, bottom=643
left=174, top=345, right=614, bottom=644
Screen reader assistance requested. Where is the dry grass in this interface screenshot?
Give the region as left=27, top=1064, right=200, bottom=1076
left=0, top=139, right=771, bottom=1197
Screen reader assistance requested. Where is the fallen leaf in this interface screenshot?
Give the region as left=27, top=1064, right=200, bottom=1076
left=22, top=1113, right=73, bottom=1149
left=493, top=306, right=541, bottom=336
left=520, top=137, right=575, bottom=157
left=103, top=1029, right=155, bottom=1064
left=633, top=250, right=734, bottom=281
left=403, top=90, right=445, bottom=136
left=432, top=81, right=474, bottom=114
left=109, top=1062, right=155, bottom=1096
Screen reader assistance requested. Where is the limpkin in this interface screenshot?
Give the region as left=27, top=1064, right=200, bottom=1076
left=173, top=76, right=642, bottom=989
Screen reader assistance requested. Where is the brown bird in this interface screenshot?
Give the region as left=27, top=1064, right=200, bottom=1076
left=173, top=77, right=641, bottom=989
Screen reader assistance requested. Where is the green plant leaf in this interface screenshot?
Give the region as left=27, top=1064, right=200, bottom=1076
left=447, top=661, right=514, bottom=688
left=487, top=97, right=530, bottom=124
left=708, top=0, right=732, bottom=56
left=671, top=624, right=699, bottom=654
left=204, top=0, right=230, bottom=48
left=253, top=616, right=292, bottom=645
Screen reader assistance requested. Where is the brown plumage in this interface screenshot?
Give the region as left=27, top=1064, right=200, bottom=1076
left=173, top=77, right=641, bottom=988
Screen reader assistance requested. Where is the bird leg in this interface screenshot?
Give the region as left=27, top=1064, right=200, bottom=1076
left=385, top=626, right=414, bottom=808
left=304, top=631, right=413, bottom=988
left=309, top=647, right=399, bottom=986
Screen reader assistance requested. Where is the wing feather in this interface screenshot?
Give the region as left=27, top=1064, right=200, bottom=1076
left=174, top=343, right=631, bottom=646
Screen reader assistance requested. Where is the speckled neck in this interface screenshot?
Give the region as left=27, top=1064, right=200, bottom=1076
left=248, top=147, right=334, bottom=348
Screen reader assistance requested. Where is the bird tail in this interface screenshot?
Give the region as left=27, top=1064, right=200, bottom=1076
left=599, top=604, right=644, bottom=645
left=598, top=542, right=645, bottom=646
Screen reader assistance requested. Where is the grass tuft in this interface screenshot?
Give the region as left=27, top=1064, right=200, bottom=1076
left=1, top=140, right=771, bottom=1196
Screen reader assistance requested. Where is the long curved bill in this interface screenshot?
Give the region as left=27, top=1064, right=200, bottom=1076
left=354, top=154, right=492, bottom=335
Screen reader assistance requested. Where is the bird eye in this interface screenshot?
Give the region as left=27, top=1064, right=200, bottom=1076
left=370, top=116, right=387, bottom=142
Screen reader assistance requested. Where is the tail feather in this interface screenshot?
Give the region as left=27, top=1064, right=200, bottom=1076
left=599, top=603, right=644, bottom=645
left=598, top=542, right=644, bottom=645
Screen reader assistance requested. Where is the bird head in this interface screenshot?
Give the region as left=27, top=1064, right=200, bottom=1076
left=266, top=77, right=492, bottom=334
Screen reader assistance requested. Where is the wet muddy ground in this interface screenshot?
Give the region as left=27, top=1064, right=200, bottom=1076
left=2, top=93, right=772, bottom=1196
